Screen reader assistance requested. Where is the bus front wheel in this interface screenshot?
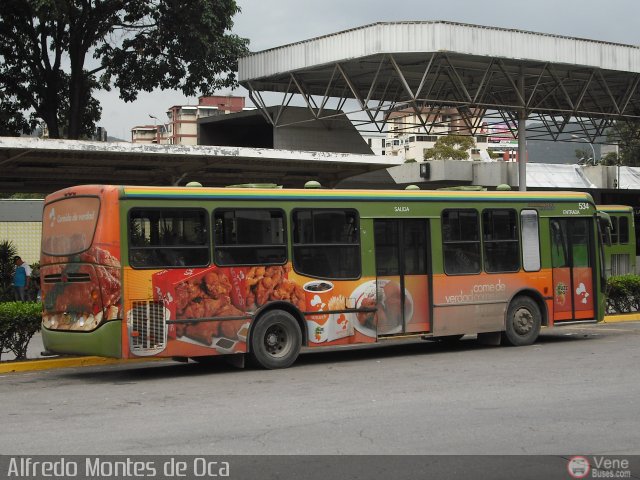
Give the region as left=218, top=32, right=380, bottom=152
left=250, top=309, right=302, bottom=369
left=502, top=296, right=541, bottom=346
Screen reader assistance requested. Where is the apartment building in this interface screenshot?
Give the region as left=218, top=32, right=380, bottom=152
left=130, top=126, right=161, bottom=144
left=131, top=96, right=246, bottom=145
left=383, top=107, right=515, bottom=161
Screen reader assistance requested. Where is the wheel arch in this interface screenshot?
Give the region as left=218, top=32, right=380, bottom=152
left=249, top=301, right=308, bottom=351
left=506, top=288, right=549, bottom=327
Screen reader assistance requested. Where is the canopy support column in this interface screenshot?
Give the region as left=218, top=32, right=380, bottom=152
left=518, top=67, right=527, bottom=191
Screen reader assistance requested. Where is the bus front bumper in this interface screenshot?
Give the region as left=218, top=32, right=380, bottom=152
left=42, top=320, right=122, bottom=359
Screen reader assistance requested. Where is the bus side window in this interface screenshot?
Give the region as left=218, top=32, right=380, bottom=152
left=551, top=220, right=569, bottom=268
left=482, top=209, right=520, bottom=273
left=213, top=209, right=287, bottom=266
left=610, top=217, right=619, bottom=244
left=292, top=209, right=361, bottom=279
left=442, top=209, right=481, bottom=275
left=128, top=208, right=209, bottom=268
left=521, top=210, right=541, bottom=272
left=619, top=216, right=629, bottom=244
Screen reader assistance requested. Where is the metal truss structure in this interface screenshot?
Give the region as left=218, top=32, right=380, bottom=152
left=244, top=51, right=640, bottom=145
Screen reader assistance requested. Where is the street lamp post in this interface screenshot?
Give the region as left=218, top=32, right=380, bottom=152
left=571, top=134, right=596, bottom=165
left=149, top=114, right=168, bottom=144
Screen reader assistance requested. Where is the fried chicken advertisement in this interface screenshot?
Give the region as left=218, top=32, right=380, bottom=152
left=245, top=265, right=305, bottom=311
left=154, top=265, right=306, bottom=346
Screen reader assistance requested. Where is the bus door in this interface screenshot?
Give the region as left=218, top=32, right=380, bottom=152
left=551, top=218, right=595, bottom=322
left=373, top=219, right=430, bottom=335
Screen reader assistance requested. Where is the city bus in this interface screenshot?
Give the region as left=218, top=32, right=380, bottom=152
left=597, top=205, right=637, bottom=277
left=40, top=184, right=611, bottom=369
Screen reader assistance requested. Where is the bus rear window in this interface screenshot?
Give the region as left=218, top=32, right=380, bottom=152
left=42, top=197, right=100, bottom=256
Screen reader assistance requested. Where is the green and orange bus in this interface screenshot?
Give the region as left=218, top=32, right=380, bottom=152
left=597, top=205, right=637, bottom=277
left=41, top=184, right=611, bottom=368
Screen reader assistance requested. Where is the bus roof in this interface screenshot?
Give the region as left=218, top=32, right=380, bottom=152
left=119, top=185, right=596, bottom=205
left=44, top=184, right=596, bottom=206
left=596, top=205, right=633, bottom=213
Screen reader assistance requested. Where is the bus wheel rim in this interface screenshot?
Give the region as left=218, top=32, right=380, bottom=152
left=513, top=307, right=533, bottom=336
left=264, top=324, right=290, bottom=357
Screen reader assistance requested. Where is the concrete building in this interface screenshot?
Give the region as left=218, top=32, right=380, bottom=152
left=382, top=107, right=524, bottom=162
left=198, top=106, right=373, bottom=154
left=362, top=134, right=386, bottom=156
left=131, top=125, right=161, bottom=144
left=0, top=199, right=43, bottom=266
left=132, top=96, right=246, bottom=145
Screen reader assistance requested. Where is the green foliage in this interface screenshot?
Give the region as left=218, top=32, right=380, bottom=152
left=0, top=240, right=18, bottom=302
left=600, top=151, right=619, bottom=166
left=423, top=135, right=476, bottom=160
left=607, top=120, right=640, bottom=167
left=574, top=148, right=590, bottom=161
left=0, top=301, right=42, bottom=360
left=606, top=274, right=640, bottom=314
left=0, top=93, right=34, bottom=136
left=27, top=262, right=40, bottom=301
left=0, top=0, right=249, bottom=139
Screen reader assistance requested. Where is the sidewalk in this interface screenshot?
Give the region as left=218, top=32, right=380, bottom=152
left=0, top=331, right=159, bottom=373
left=3, top=331, right=48, bottom=362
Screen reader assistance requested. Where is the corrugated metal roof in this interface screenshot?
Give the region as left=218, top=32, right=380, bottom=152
left=617, top=166, right=640, bottom=190
left=239, top=21, right=640, bottom=80
left=526, top=164, right=597, bottom=189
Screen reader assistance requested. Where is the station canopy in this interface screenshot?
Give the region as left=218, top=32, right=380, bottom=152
left=0, top=137, right=401, bottom=194
left=239, top=21, right=640, bottom=144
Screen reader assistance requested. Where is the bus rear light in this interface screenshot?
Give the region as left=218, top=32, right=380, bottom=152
left=131, top=331, right=140, bottom=337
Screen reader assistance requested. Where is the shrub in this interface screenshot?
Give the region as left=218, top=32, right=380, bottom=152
left=0, top=301, right=42, bottom=360
left=27, top=261, right=41, bottom=301
left=0, top=240, right=18, bottom=302
left=606, top=274, right=640, bottom=314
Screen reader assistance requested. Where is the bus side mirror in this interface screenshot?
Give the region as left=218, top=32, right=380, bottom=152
left=597, top=213, right=612, bottom=247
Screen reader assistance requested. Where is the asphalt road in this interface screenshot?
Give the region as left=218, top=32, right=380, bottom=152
left=2, top=322, right=640, bottom=457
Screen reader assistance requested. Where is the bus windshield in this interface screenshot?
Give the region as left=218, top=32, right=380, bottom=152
left=42, top=196, right=100, bottom=256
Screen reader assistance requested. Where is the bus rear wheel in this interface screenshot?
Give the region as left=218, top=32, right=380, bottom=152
left=250, top=309, right=301, bottom=369
left=502, top=296, right=541, bottom=346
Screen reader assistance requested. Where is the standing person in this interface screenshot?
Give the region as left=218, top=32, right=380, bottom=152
left=12, top=256, right=32, bottom=301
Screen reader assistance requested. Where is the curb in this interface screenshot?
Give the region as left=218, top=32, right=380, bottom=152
left=603, top=313, right=640, bottom=323
left=2, top=314, right=638, bottom=373
left=0, top=356, right=160, bottom=374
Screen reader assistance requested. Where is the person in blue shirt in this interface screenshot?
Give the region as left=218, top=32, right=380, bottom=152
left=12, top=256, right=32, bottom=301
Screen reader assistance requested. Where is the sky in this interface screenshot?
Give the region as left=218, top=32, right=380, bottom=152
left=95, top=0, right=640, bottom=140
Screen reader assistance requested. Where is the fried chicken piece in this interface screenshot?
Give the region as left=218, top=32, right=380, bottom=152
left=175, top=280, right=203, bottom=314
left=246, top=266, right=266, bottom=287
left=218, top=316, right=243, bottom=339
left=176, top=323, right=187, bottom=337
left=204, top=271, right=231, bottom=298
left=357, top=296, right=377, bottom=329
left=184, top=321, right=220, bottom=345
left=202, top=296, right=229, bottom=317
left=216, top=303, right=244, bottom=317
left=181, top=299, right=206, bottom=319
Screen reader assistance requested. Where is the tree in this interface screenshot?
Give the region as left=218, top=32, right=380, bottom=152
left=614, top=121, right=640, bottom=167
left=0, top=0, right=249, bottom=139
left=423, top=135, right=476, bottom=160
left=0, top=93, right=33, bottom=136
left=0, top=240, right=18, bottom=302
left=574, top=148, right=591, bottom=163
left=606, top=120, right=640, bottom=167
